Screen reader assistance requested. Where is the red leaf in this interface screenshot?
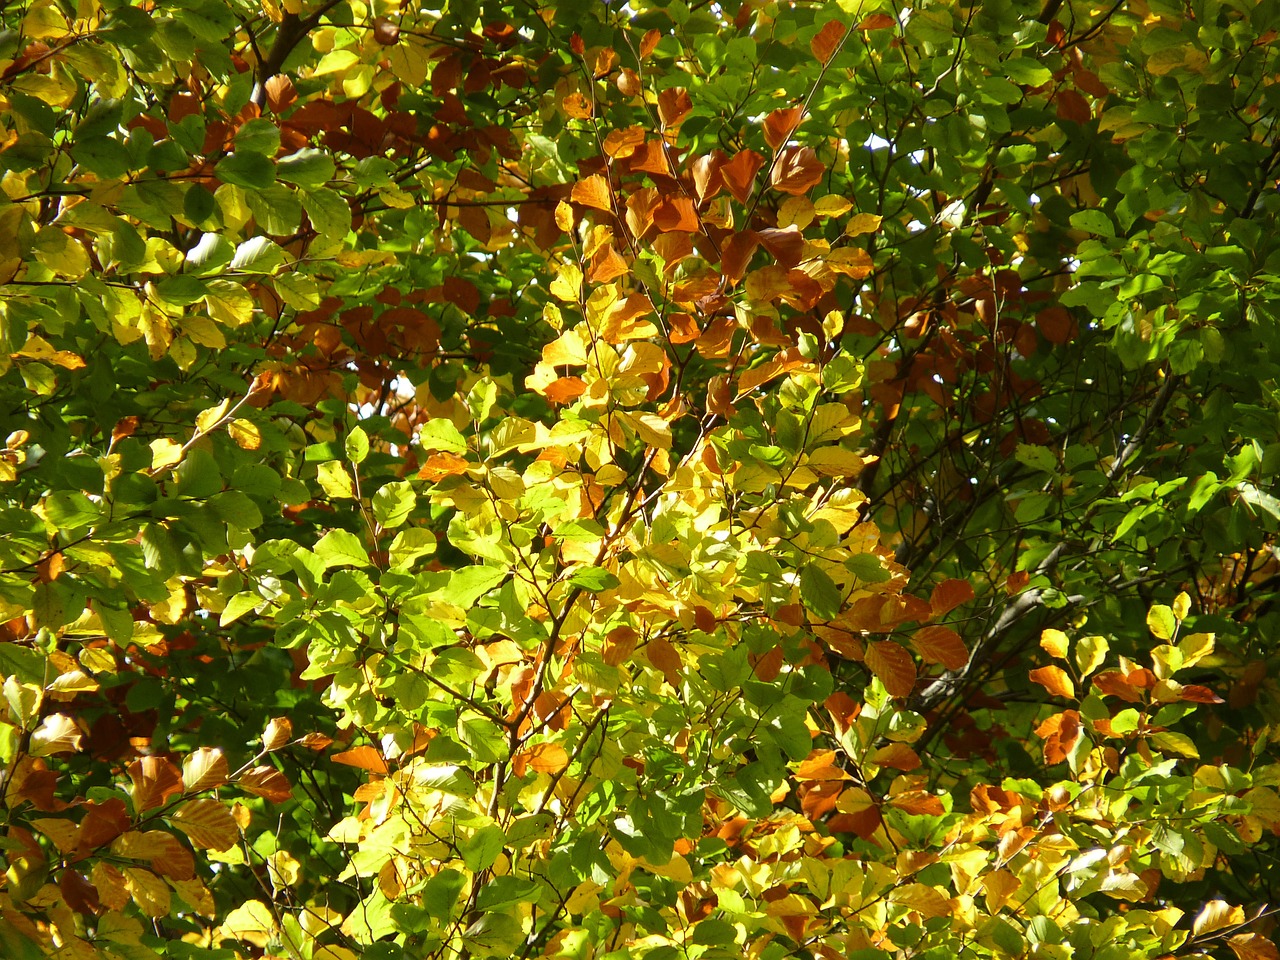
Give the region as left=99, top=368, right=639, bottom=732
left=929, top=579, right=974, bottom=618
left=1180, top=684, right=1225, bottom=704
left=865, top=640, right=916, bottom=698
left=569, top=33, right=584, bottom=55
left=911, top=626, right=969, bottom=671
left=810, top=20, right=847, bottom=64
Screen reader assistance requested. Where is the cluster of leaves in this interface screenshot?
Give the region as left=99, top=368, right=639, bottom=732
left=2, top=0, right=1280, bottom=957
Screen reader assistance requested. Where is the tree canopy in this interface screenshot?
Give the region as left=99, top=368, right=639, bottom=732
left=2, top=0, right=1280, bottom=957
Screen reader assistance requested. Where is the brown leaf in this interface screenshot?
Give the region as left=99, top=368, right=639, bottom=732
left=1228, top=933, right=1280, bottom=960
left=910, top=626, right=968, bottom=671
left=865, top=641, right=917, bottom=699
left=657, top=87, right=692, bottom=127
left=171, top=799, right=239, bottom=852
left=236, top=765, right=293, bottom=803
left=1037, top=305, right=1075, bottom=344
left=644, top=637, right=683, bottom=687
left=128, top=757, right=184, bottom=813
left=929, top=579, right=974, bottom=618
left=1030, top=665, right=1076, bottom=699
left=571, top=174, right=613, bottom=212
left=640, top=28, right=661, bottom=59
left=763, top=106, right=804, bottom=152
left=562, top=92, right=592, bottom=119
left=771, top=146, right=826, bottom=196
left=858, top=12, right=896, bottom=29
left=77, top=798, right=130, bottom=853
left=721, top=231, right=760, bottom=285
left=721, top=150, right=765, bottom=203
left=372, top=17, right=400, bottom=44
left=810, top=20, right=847, bottom=64
left=299, top=732, right=334, bottom=751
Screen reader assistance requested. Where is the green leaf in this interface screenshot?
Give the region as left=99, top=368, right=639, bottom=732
left=1069, top=210, right=1116, bottom=237
left=314, top=530, right=370, bottom=569
left=235, top=118, right=281, bottom=156
left=372, top=481, right=415, bottom=529
left=463, top=825, right=505, bottom=873
left=215, top=152, right=276, bottom=190
left=277, top=148, right=336, bottom=187
left=1146, top=604, right=1176, bottom=640
left=800, top=564, right=842, bottom=619
left=419, top=419, right=468, bottom=454
left=230, top=236, right=287, bottom=274
left=345, top=426, right=370, bottom=464
left=567, top=567, right=619, bottom=592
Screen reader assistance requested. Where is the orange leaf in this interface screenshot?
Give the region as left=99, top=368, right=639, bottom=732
left=721, top=150, right=765, bottom=203
left=690, top=152, right=724, bottom=202
left=771, top=146, right=826, bottom=196
left=1029, top=665, right=1076, bottom=699
left=721, top=231, right=760, bottom=285
left=644, top=636, right=683, bottom=687
left=794, top=749, right=849, bottom=782
left=571, top=174, right=612, bottom=212
left=653, top=196, right=699, bottom=233
left=870, top=742, right=920, bottom=771
left=810, top=20, right=847, bottom=65
left=929, top=579, right=973, bottom=618
left=657, top=87, right=692, bottom=127
left=236, top=765, right=293, bottom=803
left=1228, top=933, right=1280, bottom=960
left=171, top=799, right=239, bottom=852
left=331, top=746, right=389, bottom=774
left=910, top=626, right=968, bottom=671
left=763, top=106, right=804, bottom=152
left=865, top=640, right=916, bottom=698
left=625, top=187, right=659, bottom=239
left=527, top=743, right=569, bottom=774
left=1035, top=710, right=1081, bottom=764
left=543, top=376, right=587, bottom=404
left=128, top=757, right=184, bottom=813
left=603, top=125, right=645, bottom=159
left=858, top=12, right=896, bottom=29
left=418, top=451, right=471, bottom=481
left=640, top=28, right=661, bottom=59
left=562, top=92, right=592, bottom=119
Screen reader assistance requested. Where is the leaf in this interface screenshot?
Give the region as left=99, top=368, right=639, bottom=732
left=810, top=20, right=847, bottom=64
left=929, top=579, right=973, bottom=618
left=235, top=766, right=293, bottom=803
left=865, top=641, right=916, bottom=699
left=526, top=743, right=568, bottom=773
left=1228, top=934, right=1280, bottom=960
left=313, top=530, right=370, bottom=569
left=262, top=717, right=292, bottom=752
left=332, top=746, right=389, bottom=773
left=372, top=480, right=416, bottom=528
left=1040, top=628, right=1070, bottom=659
left=171, top=799, right=239, bottom=851
left=1029, top=666, right=1076, bottom=699
left=1146, top=604, right=1176, bottom=640
left=571, top=175, right=612, bottom=212
left=183, top=748, right=229, bottom=793
left=1195, top=900, right=1245, bottom=936
left=800, top=564, right=842, bottom=620
left=771, top=146, right=826, bottom=195
left=419, top=419, right=468, bottom=454
left=911, top=626, right=968, bottom=670
left=1075, top=635, right=1109, bottom=677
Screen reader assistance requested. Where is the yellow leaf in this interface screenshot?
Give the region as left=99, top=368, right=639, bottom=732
left=1178, top=631, right=1214, bottom=668
left=813, top=195, right=853, bottom=218
left=1040, top=628, right=1069, bottom=659
left=1172, top=591, right=1191, bottom=620
left=888, top=883, right=952, bottom=918
left=228, top=419, right=262, bottom=450
left=171, top=799, right=239, bottom=851
left=219, top=899, right=278, bottom=947
left=1194, top=900, right=1245, bottom=937
left=1074, top=635, right=1108, bottom=677
left=149, top=438, right=185, bottom=472
left=844, top=212, right=883, bottom=236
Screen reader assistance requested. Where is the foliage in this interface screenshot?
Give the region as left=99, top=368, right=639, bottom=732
left=1, top=0, right=1280, bottom=957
